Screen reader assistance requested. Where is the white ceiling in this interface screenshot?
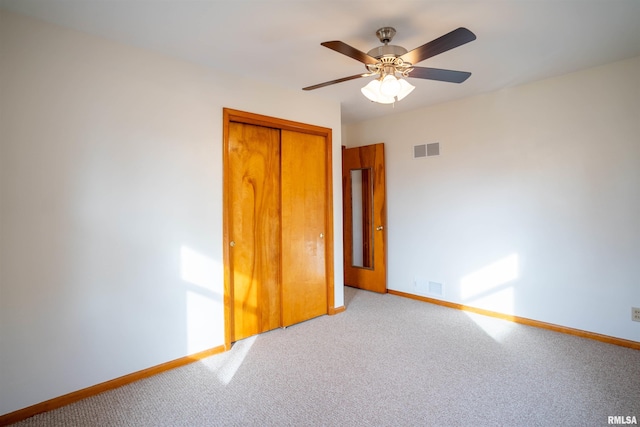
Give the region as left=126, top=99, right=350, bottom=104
left=3, top=0, right=640, bottom=124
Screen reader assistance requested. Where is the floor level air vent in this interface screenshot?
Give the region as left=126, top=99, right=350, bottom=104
left=428, top=281, right=444, bottom=297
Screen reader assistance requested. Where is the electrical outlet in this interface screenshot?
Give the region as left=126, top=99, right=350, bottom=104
left=632, top=307, right=640, bottom=322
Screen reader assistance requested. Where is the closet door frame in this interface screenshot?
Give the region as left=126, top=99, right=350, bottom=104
left=222, top=108, right=335, bottom=349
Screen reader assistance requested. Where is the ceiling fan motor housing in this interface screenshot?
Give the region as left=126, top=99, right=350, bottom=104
left=367, top=44, right=408, bottom=59
left=368, top=27, right=407, bottom=59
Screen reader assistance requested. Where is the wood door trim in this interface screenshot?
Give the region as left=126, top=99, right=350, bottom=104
left=224, top=108, right=331, bottom=137
left=328, top=305, right=346, bottom=315
left=222, top=108, right=335, bottom=349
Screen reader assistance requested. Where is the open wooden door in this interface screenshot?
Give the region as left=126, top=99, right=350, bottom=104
left=342, top=143, right=387, bottom=293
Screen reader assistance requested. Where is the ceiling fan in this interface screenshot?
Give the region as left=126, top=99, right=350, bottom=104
left=303, top=27, right=476, bottom=104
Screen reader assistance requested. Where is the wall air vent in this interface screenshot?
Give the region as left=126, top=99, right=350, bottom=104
left=427, top=142, right=440, bottom=156
left=413, top=143, right=440, bottom=159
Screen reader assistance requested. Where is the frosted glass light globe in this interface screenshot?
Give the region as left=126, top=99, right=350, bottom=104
left=361, top=79, right=382, bottom=102
left=379, top=74, right=401, bottom=97
left=396, top=79, right=415, bottom=101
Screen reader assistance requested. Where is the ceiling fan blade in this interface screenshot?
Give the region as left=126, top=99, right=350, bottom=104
left=408, top=67, right=472, bottom=83
left=303, top=73, right=369, bottom=91
left=400, top=27, right=476, bottom=65
left=321, top=41, right=378, bottom=65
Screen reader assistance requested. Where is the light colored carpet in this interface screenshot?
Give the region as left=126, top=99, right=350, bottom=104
left=12, top=287, right=640, bottom=426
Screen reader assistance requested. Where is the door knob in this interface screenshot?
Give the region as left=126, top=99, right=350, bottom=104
left=319, top=233, right=324, bottom=239
left=376, top=226, right=384, bottom=231
left=230, top=241, right=236, bottom=247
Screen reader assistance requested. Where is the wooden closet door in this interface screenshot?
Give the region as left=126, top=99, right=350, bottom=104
left=280, top=130, right=328, bottom=326
left=227, top=122, right=282, bottom=341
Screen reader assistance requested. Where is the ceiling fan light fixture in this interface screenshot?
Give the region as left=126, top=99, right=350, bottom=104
left=377, top=95, right=396, bottom=104
left=361, top=79, right=395, bottom=104
left=396, top=78, right=415, bottom=101
left=361, top=75, right=413, bottom=104
left=361, top=79, right=381, bottom=102
left=379, top=74, right=401, bottom=97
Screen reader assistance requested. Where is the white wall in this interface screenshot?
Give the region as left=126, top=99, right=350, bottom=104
left=0, top=10, right=343, bottom=415
left=345, top=56, right=640, bottom=342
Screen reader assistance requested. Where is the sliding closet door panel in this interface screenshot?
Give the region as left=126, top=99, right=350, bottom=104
left=228, top=122, right=281, bottom=341
left=281, top=130, right=328, bottom=326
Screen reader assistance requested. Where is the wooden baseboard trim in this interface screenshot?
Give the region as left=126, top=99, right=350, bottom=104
left=0, top=345, right=227, bottom=426
left=328, top=305, right=346, bottom=315
left=388, top=290, right=640, bottom=351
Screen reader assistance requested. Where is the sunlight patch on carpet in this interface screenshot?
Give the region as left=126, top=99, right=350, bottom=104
left=464, top=311, right=516, bottom=343
left=215, top=335, right=257, bottom=385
